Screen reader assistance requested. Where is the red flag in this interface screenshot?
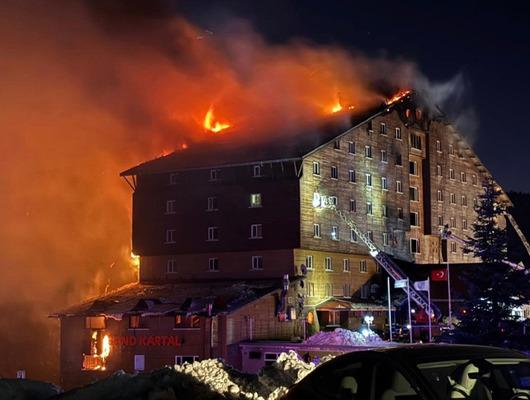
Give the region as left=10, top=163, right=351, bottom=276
left=431, top=269, right=447, bottom=281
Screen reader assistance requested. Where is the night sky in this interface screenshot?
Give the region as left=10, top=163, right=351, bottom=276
left=166, top=0, right=530, bottom=192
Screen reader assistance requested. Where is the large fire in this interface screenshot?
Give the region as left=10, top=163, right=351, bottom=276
left=386, top=89, right=412, bottom=105
left=203, top=106, right=231, bottom=133
left=101, top=334, right=111, bottom=360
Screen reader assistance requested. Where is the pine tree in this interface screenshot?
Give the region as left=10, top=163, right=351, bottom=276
left=456, top=178, right=529, bottom=346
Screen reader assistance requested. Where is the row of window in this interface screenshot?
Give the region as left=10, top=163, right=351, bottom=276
left=438, top=216, right=469, bottom=231
left=167, top=255, right=263, bottom=273
left=435, top=165, right=478, bottom=185
left=166, top=193, right=262, bottom=214
left=169, top=165, right=266, bottom=185
left=305, top=281, right=373, bottom=299
left=435, top=140, right=466, bottom=158
left=130, top=354, right=199, bottom=372
left=304, top=254, right=368, bottom=273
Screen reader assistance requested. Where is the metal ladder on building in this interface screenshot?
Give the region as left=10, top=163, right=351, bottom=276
left=505, top=213, right=530, bottom=259
left=323, top=201, right=441, bottom=318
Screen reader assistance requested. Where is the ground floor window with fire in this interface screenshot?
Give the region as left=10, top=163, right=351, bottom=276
left=82, top=317, right=110, bottom=371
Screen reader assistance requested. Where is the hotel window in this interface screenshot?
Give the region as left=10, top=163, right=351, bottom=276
left=165, top=229, right=176, bottom=244
left=169, top=172, right=178, bottom=185
left=313, top=223, right=321, bottom=238
left=328, top=196, right=338, bottom=206
left=449, top=168, right=455, bottom=180
left=251, top=256, right=263, bottom=270
left=175, top=315, right=200, bottom=329
left=325, top=283, right=333, bottom=296
left=366, top=202, right=373, bottom=215
left=409, top=187, right=419, bottom=201
left=250, top=193, right=262, bottom=208
left=250, top=224, right=263, bottom=239
left=463, top=219, right=468, bottom=230
left=359, top=260, right=367, bottom=273
left=348, top=141, right=356, bottom=154
left=350, top=229, right=358, bottom=242
left=396, top=180, right=403, bottom=193
left=410, top=133, right=422, bottom=150
left=129, top=315, right=144, bottom=329
left=312, top=161, right=321, bottom=175
left=436, top=140, right=442, bottom=152
left=395, top=127, right=402, bottom=140
left=85, top=316, right=106, bottom=329
left=472, top=174, right=477, bottom=186
left=334, top=139, right=341, bottom=150
left=450, top=217, right=456, bottom=228
left=438, top=215, right=443, bottom=226
left=436, top=164, right=442, bottom=177
left=167, top=259, right=177, bottom=273
left=381, top=176, right=388, bottom=190
left=382, top=204, right=388, bottom=217
left=253, top=165, right=262, bottom=177
left=367, top=231, right=374, bottom=241
left=473, top=197, right=478, bottom=207
left=175, top=356, right=199, bottom=366
left=166, top=200, right=176, bottom=214
left=348, top=169, right=356, bottom=183
left=306, top=282, right=315, bottom=297
left=134, top=355, right=145, bottom=371
left=367, top=120, right=373, bottom=133
left=462, top=195, right=468, bottom=206
left=331, top=226, right=339, bottom=240
left=207, top=196, right=218, bottom=211
left=395, top=153, right=402, bottom=166
left=450, top=242, right=457, bottom=253
left=208, top=258, right=219, bottom=272
left=209, top=169, right=219, bottom=181
left=343, top=284, right=351, bottom=297
left=437, top=190, right=443, bottom=202
left=306, top=255, right=313, bottom=270
left=365, top=145, right=373, bottom=159
left=360, top=284, right=369, bottom=299
left=325, top=257, right=333, bottom=271
left=207, top=226, right=218, bottom=241
left=410, top=212, right=419, bottom=226
left=409, top=161, right=418, bottom=175
left=349, top=199, right=357, bottom=212
left=366, top=173, right=372, bottom=187
left=450, top=193, right=456, bottom=205
left=461, top=172, right=467, bottom=183
left=380, top=122, right=387, bottom=135
left=331, top=165, right=338, bottom=179
left=449, top=144, right=455, bottom=156
left=343, top=259, right=350, bottom=272
left=381, top=150, right=388, bottom=163
left=397, top=207, right=404, bottom=220
left=410, top=238, right=420, bottom=254
left=382, top=232, right=389, bottom=246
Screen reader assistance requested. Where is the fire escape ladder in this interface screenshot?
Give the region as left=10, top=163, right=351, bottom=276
left=505, top=213, right=530, bottom=258
left=330, top=205, right=440, bottom=318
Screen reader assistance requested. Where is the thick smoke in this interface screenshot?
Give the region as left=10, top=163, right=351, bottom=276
left=0, top=1, right=464, bottom=382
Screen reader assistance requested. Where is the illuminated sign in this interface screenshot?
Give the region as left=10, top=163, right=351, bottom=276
left=110, top=335, right=182, bottom=347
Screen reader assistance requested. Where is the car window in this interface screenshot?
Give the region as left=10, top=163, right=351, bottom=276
left=373, top=361, right=423, bottom=400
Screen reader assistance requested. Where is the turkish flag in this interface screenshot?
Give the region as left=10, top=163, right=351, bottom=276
left=431, top=269, right=448, bottom=281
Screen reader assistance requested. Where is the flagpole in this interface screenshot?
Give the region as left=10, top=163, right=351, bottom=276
left=387, top=276, right=392, bottom=342
left=407, top=278, right=413, bottom=343
left=447, top=260, right=453, bottom=329
left=427, top=277, right=432, bottom=343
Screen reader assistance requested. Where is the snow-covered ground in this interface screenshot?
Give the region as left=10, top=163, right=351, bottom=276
left=304, top=327, right=385, bottom=346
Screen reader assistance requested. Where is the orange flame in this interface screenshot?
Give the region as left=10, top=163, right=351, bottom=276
left=101, top=334, right=110, bottom=360
left=329, top=93, right=355, bottom=114
left=386, top=89, right=412, bottom=105
left=203, top=106, right=231, bottom=133
left=130, top=252, right=140, bottom=269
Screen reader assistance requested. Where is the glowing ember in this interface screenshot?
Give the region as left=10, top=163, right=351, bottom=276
left=130, top=252, right=140, bottom=268
left=181, top=143, right=188, bottom=150
left=386, top=89, right=412, bottom=105
left=203, top=106, right=231, bottom=133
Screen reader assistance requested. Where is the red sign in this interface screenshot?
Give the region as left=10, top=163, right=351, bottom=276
left=431, top=269, right=448, bottom=281
left=110, top=335, right=181, bottom=347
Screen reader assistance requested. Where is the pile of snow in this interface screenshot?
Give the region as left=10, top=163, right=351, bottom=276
left=304, top=328, right=384, bottom=346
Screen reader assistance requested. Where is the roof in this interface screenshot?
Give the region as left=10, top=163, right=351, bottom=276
left=314, top=297, right=395, bottom=312
left=50, top=279, right=293, bottom=319
left=120, top=104, right=391, bottom=176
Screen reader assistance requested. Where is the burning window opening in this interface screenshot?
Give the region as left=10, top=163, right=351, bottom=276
left=386, top=89, right=412, bottom=105
left=82, top=330, right=111, bottom=371
left=329, top=93, right=355, bottom=113
left=203, top=106, right=231, bottom=133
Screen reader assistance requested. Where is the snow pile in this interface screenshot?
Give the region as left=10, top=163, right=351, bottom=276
left=304, top=328, right=384, bottom=346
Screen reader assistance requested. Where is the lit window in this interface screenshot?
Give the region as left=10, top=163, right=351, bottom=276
left=397, top=208, right=404, bottom=220
left=381, top=150, right=388, bottom=163
left=409, top=161, right=418, bottom=175
left=409, top=187, right=419, bottom=201
left=305, top=255, right=313, bottom=270
left=348, top=141, right=356, bottom=154
left=410, top=212, right=419, bottom=226
left=165, top=229, right=176, bottom=244
left=134, top=355, right=145, bottom=371
left=473, top=197, right=478, bottom=207
left=253, top=165, right=262, bottom=177
left=449, top=144, right=455, bottom=156
left=306, top=282, right=315, bottom=297
left=436, top=165, right=442, bottom=177
left=175, top=315, right=200, bottom=329
left=350, top=229, right=357, bottom=242
left=437, top=190, right=443, bottom=202
left=85, top=316, right=106, bottom=329
left=380, top=122, right=387, bottom=135
left=449, top=168, right=455, bottom=180
left=207, top=197, right=218, bottom=211
left=250, top=193, right=262, bottom=208
left=365, top=145, right=373, bottom=158
left=334, top=139, right=341, bottom=150
left=381, top=176, right=388, bottom=190
left=349, top=199, right=357, bottom=212
left=410, top=133, right=422, bottom=150
left=472, top=174, right=477, bottom=186
left=129, top=315, right=143, bottom=329
left=251, top=256, right=263, bottom=270
left=208, top=258, right=219, bottom=272
left=313, top=224, right=321, bottom=238
left=348, top=169, right=356, bottom=183
left=331, top=226, right=339, bottom=240
left=450, top=193, right=456, bottom=205
left=382, top=232, right=389, bottom=246
left=325, top=257, right=333, bottom=271
left=450, top=217, right=456, bottom=228
left=395, top=127, right=402, bottom=140
left=331, top=165, right=338, bottom=179
left=312, top=161, right=321, bottom=175
left=207, top=226, right=218, bottom=241
left=396, top=180, right=403, bottom=193
left=366, top=202, right=373, bottom=215
left=436, top=140, right=442, bottom=152
left=461, top=172, right=466, bottom=182
left=382, top=204, right=388, bottom=217
left=395, top=153, right=402, bottom=166
left=366, top=173, right=372, bottom=187
left=359, top=260, right=367, bottom=273
left=166, top=200, right=176, bottom=214
left=450, top=242, right=457, bottom=253
left=250, top=224, right=263, bottom=239
left=169, top=173, right=178, bottom=185
left=343, top=259, right=350, bottom=272
left=410, top=238, right=420, bottom=254
left=167, top=259, right=176, bottom=273
left=209, top=169, right=219, bottom=181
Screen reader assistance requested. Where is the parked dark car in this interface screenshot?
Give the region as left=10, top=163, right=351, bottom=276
left=282, top=344, right=530, bottom=400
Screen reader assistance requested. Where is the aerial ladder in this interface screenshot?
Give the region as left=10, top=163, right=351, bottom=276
left=313, top=193, right=441, bottom=318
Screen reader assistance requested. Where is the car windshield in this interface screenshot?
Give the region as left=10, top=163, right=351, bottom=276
left=416, top=357, right=530, bottom=400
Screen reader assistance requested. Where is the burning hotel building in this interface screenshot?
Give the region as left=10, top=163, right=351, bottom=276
left=52, top=92, right=520, bottom=388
